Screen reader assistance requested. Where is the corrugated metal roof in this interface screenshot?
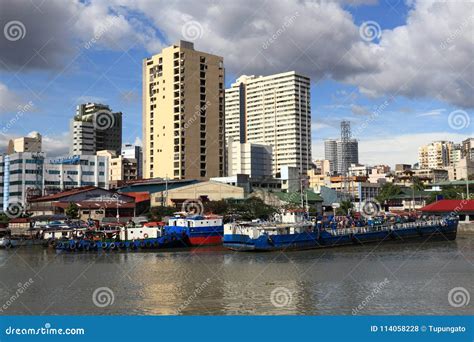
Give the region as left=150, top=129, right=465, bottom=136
left=420, top=199, right=474, bottom=212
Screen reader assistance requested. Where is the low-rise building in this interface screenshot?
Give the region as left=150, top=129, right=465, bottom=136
left=7, top=132, right=42, bottom=154
left=28, top=186, right=136, bottom=221
left=97, top=150, right=138, bottom=188
left=0, top=153, right=109, bottom=212
left=150, top=181, right=245, bottom=207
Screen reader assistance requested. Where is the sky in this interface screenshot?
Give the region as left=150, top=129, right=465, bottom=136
left=0, top=0, right=472, bottom=167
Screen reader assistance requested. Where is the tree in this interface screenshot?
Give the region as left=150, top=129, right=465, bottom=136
left=204, top=200, right=229, bottom=215
left=65, top=202, right=79, bottom=219
left=336, top=200, right=353, bottom=216
left=426, top=185, right=463, bottom=204
left=148, top=206, right=176, bottom=221
left=411, top=176, right=425, bottom=191
left=376, top=183, right=402, bottom=203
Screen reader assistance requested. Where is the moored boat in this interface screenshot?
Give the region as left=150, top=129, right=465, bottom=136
left=223, top=214, right=458, bottom=252
left=165, top=214, right=224, bottom=246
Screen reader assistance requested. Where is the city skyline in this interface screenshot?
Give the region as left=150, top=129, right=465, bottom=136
left=0, top=0, right=472, bottom=167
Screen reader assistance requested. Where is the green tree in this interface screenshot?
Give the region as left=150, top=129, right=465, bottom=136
left=336, top=200, right=353, bottom=215
left=427, top=185, right=463, bottom=204
left=65, top=202, right=79, bottom=219
left=148, top=206, right=177, bottom=221
left=204, top=200, right=229, bottom=215
left=376, top=183, right=402, bottom=203
left=411, top=176, right=425, bottom=191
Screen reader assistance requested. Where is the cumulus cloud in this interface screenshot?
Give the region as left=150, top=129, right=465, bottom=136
left=1, top=0, right=472, bottom=110
left=0, top=83, right=23, bottom=113
left=345, top=1, right=474, bottom=108
left=351, top=104, right=371, bottom=116
left=0, top=0, right=161, bottom=71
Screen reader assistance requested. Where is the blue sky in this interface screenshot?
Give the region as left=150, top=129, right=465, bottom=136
left=0, top=0, right=472, bottom=167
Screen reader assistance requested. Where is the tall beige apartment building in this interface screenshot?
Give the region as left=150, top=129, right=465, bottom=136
left=225, top=72, right=311, bottom=175
left=418, top=141, right=454, bottom=169
left=7, top=132, right=42, bottom=154
left=142, top=41, right=225, bottom=180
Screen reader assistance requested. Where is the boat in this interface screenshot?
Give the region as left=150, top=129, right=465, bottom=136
left=222, top=212, right=459, bottom=252
left=164, top=214, right=224, bottom=246
left=56, top=213, right=224, bottom=252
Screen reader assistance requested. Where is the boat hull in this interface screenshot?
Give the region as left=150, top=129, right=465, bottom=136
left=223, top=220, right=458, bottom=252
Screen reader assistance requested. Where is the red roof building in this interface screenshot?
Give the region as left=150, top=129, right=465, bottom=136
left=421, top=199, right=474, bottom=223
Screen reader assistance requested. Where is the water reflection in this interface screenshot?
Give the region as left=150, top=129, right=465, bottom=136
left=0, top=237, right=471, bottom=315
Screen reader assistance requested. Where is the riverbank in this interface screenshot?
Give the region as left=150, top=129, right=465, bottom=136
left=458, top=223, right=474, bottom=234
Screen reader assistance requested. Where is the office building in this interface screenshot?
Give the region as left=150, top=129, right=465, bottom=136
left=227, top=139, right=272, bottom=178
left=225, top=72, right=311, bottom=176
left=142, top=40, right=225, bottom=180
left=336, top=139, right=359, bottom=175
left=0, top=153, right=108, bottom=211
left=324, top=140, right=338, bottom=174
left=7, top=132, right=42, bottom=154
left=70, top=103, right=122, bottom=156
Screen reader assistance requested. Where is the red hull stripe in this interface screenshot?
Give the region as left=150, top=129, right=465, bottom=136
left=189, top=236, right=222, bottom=246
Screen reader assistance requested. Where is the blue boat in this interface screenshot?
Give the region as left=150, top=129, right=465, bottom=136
left=222, top=216, right=458, bottom=252
left=164, top=215, right=224, bottom=246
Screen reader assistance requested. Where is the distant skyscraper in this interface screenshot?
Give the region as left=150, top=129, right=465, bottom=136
left=225, top=72, right=311, bottom=175
left=142, top=41, right=225, bottom=180
left=324, top=121, right=359, bottom=175
left=324, top=139, right=338, bottom=174
left=336, top=139, right=359, bottom=175
left=70, top=103, right=122, bottom=156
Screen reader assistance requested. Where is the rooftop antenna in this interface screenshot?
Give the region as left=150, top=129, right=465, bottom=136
left=340, top=120, right=351, bottom=200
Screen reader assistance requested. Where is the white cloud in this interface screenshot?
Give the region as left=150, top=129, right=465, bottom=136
left=0, top=83, right=23, bottom=113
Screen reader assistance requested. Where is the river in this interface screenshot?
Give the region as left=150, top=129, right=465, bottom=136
left=0, top=234, right=472, bottom=315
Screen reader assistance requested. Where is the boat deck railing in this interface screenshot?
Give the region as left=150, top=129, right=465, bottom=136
left=327, top=219, right=448, bottom=236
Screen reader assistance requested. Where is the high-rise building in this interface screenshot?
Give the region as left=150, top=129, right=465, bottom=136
left=70, top=103, right=122, bottom=156
left=7, top=132, right=42, bottom=154
left=142, top=41, right=225, bottom=180
left=227, top=139, right=273, bottom=178
left=324, top=139, right=338, bottom=174
left=418, top=141, right=453, bottom=169
left=122, top=144, right=143, bottom=179
left=336, top=139, right=359, bottom=175
left=323, top=122, right=359, bottom=176
left=225, top=72, right=311, bottom=176
left=462, top=138, right=474, bottom=161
